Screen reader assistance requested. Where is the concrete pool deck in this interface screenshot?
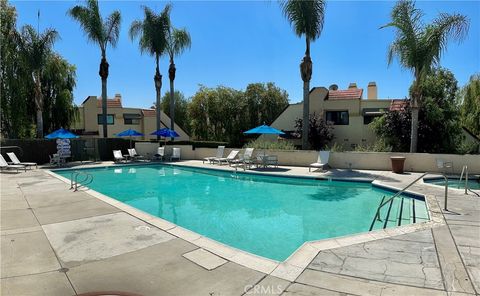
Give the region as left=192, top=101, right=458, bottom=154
left=1, top=160, right=479, bottom=295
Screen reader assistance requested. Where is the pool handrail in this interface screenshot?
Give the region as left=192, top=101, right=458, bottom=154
left=369, top=173, right=428, bottom=231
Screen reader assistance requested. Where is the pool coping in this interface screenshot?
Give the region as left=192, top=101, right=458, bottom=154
left=45, top=162, right=445, bottom=282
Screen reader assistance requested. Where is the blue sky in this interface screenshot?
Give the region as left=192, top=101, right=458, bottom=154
left=12, top=1, right=480, bottom=107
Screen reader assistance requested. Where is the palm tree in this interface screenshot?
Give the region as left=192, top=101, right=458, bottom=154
left=68, top=0, right=121, bottom=138
left=382, top=0, right=469, bottom=152
left=166, top=26, right=191, bottom=135
left=129, top=5, right=171, bottom=139
left=280, top=0, right=326, bottom=150
left=18, top=25, right=59, bottom=138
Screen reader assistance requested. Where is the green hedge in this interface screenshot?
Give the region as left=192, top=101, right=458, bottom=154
left=140, top=140, right=229, bottom=149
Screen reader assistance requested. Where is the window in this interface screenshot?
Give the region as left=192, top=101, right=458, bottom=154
left=363, top=115, right=378, bottom=125
left=97, top=114, right=114, bottom=125
left=363, top=109, right=385, bottom=125
left=325, top=111, right=349, bottom=125
left=123, top=113, right=141, bottom=125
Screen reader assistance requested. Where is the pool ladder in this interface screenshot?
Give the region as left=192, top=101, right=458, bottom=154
left=459, top=165, right=479, bottom=196
left=369, top=173, right=428, bottom=231
left=70, top=171, right=94, bottom=192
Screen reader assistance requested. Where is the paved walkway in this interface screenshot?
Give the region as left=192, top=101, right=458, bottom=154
left=1, top=161, right=479, bottom=295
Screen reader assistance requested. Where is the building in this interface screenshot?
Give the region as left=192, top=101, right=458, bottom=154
left=271, top=82, right=406, bottom=149
left=71, top=94, right=190, bottom=141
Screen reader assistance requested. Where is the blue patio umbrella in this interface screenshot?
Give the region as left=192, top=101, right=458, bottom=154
left=150, top=128, right=180, bottom=138
left=150, top=128, right=180, bottom=146
left=116, top=129, right=144, bottom=148
left=45, top=128, right=79, bottom=139
left=243, top=124, right=285, bottom=135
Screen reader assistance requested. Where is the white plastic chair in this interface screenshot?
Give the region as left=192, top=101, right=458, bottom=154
left=310, top=151, right=330, bottom=172
left=113, top=150, right=125, bottom=163
left=215, top=150, right=240, bottom=165
left=0, top=154, right=26, bottom=172
left=170, top=148, right=181, bottom=161
left=155, top=147, right=165, bottom=161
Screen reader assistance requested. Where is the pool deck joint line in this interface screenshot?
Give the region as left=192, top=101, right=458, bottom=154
left=1, top=160, right=479, bottom=296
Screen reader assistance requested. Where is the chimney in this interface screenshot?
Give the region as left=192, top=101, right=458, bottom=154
left=114, top=93, right=122, bottom=102
left=348, top=82, right=357, bottom=89
left=367, top=82, right=377, bottom=100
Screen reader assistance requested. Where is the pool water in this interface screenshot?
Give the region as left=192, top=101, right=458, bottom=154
left=425, top=177, right=480, bottom=190
left=55, top=165, right=428, bottom=261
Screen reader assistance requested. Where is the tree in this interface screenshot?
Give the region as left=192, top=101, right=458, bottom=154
left=381, top=0, right=469, bottom=152
left=0, top=0, right=31, bottom=138
left=166, top=22, right=191, bottom=135
left=160, top=91, right=191, bottom=134
left=129, top=5, right=170, bottom=139
left=372, top=67, right=463, bottom=153
left=280, top=0, right=326, bottom=150
left=294, top=113, right=333, bottom=150
left=69, top=0, right=121, bottom=138
left=17, top=25, right=59, bottom=138
left=244, top=82, right=289, bottom=128
left=458, top=74, right=480, bottom=138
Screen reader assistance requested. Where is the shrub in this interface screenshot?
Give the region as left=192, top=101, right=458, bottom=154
left=244, top=138, right=296, bottom=150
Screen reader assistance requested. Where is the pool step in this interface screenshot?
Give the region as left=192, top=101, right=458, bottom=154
left=370, top=196, right=428, bottom=231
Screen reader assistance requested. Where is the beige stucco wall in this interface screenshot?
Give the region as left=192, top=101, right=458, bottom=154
left=271, top=88, right=392, bottom=148
left=73, top=96, right=189, bottom=141
left=190, top=148, right=480, bottom=174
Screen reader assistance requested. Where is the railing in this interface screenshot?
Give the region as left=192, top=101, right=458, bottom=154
left=70, top=171, right=93, bottom=192
left=459, top=165, right=468, bottom=195
left=369, top=173, right=427, bottom=231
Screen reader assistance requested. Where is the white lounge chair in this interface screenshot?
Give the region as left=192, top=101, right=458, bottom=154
left=0, top=154, right=26, bottom=172
left=214, top=150, right=239, bottom=165
left=310, top=151, right=330, bottom=172
left=169, top=148, right=181, bottom=161
left=113, top=150, right=125, bottom=163
left=6, top=152, right=37, bottom=169
left=203, top=146, right=225, bottom=164
left=128, top=148, right=144, bottom=161
left=154, top=147, right=165, bottom=161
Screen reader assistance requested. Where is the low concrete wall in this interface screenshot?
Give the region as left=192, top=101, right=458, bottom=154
left=192, top=147, right=480, bottom=174
left=134, top=143, right=479, bottom=174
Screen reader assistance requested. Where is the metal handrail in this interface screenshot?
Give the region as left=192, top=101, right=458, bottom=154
left=70, top=171, right=93, bottom=191
left=369, top=173, right=427, bottom=231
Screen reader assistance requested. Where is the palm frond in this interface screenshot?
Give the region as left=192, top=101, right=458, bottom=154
left=280, top=0, right=326, bottom=40
left=68, top=0, right=105, bottom=49
left=167, top=27, right=191, bottom=59
left=104, top=10, right=121, bottom=49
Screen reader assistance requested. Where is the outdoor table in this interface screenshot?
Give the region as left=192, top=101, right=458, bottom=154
left=257, top=154, right=278, bottom=168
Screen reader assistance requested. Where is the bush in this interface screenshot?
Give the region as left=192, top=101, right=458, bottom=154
left=244, top=138, right=296, bottom=150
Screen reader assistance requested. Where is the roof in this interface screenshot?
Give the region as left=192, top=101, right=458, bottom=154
left=389, top=99, right=409, bottom=111
left=141, top=109, right=156, bottom=117
left=327, top=89, right=363, bottom=100
left=96, top=98, right=122, bottom=108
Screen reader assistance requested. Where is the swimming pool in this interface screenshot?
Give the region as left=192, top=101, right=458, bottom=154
left=424, top=176, right=480, bottom=190
left=54, top=164, right=429, bottom=261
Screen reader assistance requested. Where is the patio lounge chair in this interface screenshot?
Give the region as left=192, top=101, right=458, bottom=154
left=214, top=150, right=239, bottom=165
left=128, top=148, right=144, bottom=161
left=203, top=146, right=225, bottom=164
left=229, top=148, right=255, bottom=169
left=169, top=148, right=181, bottom=161
left=310, top=151, right=330, bottom=172
left=154, top=147, right=165, bottom=161
left=113, top=150, right=126, bottom=163
left=6, top=152, right=37, bottom=169
left=0, top=154, right=26, bottom=172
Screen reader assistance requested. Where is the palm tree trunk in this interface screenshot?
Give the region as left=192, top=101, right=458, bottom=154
left=410, top=106, right=419, bottom=153
left=34, top=72, right=43, bottom=138
left=300, top=38, right=313, bottom=150
left=154, top=55, right=162, bottom=141
left=168, top=59, right=176, bottom=141
left=99, top=54, right=109, bottom=138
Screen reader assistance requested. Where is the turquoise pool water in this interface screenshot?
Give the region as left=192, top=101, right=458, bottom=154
left=425, top=177, right=480, bottom=190
left=55, top=165, right=427, bottom=261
